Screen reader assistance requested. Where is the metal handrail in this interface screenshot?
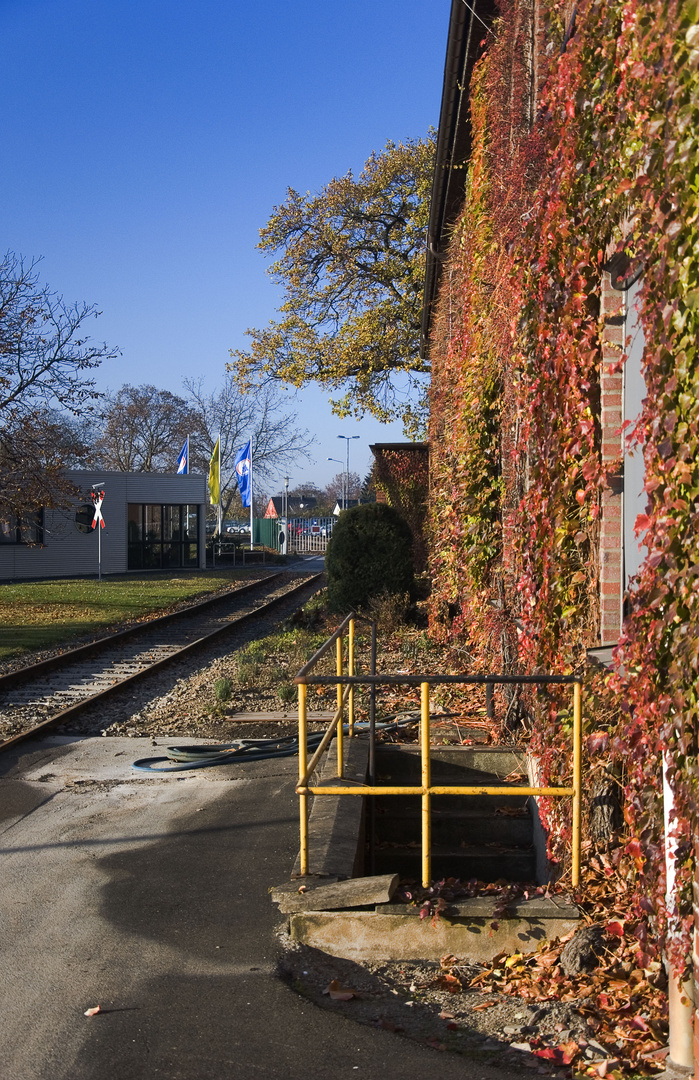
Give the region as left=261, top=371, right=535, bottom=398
left=298, top=684, right=351, bottom=786
left=294, top=620, right=582, bottom=888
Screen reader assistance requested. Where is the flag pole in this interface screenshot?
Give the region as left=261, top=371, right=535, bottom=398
left=217, top=432, right=222, bottom=558
left=249, top=436, right=254, bottom=551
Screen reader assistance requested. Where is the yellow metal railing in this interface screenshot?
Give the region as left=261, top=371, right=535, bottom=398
left=295, top=615, right=582, bottom=888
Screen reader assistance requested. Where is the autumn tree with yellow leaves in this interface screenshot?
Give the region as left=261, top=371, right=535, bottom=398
left=230, top=135, right=434, bottom=435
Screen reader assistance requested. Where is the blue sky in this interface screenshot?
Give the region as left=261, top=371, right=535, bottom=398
left=1, top=0, right=447, bottom=490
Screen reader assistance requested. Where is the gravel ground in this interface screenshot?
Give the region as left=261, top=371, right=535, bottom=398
left=277, top=932, right=597, bottom=1073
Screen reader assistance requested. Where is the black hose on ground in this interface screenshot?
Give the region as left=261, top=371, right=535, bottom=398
left=131, top=716, right=419, bottom=773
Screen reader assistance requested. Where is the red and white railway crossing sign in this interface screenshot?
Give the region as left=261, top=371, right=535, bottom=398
left=90, top=489, right=106, bottom=530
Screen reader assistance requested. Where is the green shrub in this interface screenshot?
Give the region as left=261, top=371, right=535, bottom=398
left=242, top=644, right=265, bottom=665
left=325, top=503, right=415, bottom=614
left=289, top=590, right=327, bottom=629
left=235, top=658, right=261, bottom=687
left=278, top=682, right=297, bottom=705
left=214, top=677, right=233, bottom=703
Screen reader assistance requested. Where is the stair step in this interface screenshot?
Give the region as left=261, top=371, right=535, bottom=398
left=376, top=745, right=528, bottom=783
left=374, top=792, right=530, bottom=812
left=371, top=846, right=537, bottom=882
left=374, top=805, right=533, bottom=847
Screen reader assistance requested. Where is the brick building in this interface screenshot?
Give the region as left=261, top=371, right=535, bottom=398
left=423, top=0, right=696, bottom=1069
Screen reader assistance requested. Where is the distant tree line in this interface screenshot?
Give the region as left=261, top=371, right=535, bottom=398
left=0, top=251, right=314, bottom=529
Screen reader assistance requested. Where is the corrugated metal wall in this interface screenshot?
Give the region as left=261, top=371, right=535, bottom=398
left=0, top=470, right=207, bottom=581
left=253, top=518, right=281, bottom=548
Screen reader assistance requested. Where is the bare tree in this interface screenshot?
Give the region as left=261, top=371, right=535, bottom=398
left=0, top=251, right=117, bottom=515
left=94, top=385, right=202, bottom=471
left=285, top=481, right=333, bottom=515
left=184, top=375, right=314, bottom=522
left=324, top=470, right=361, bottom=505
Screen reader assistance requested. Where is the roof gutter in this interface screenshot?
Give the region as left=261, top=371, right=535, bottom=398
left=420, top=0, right=495, bottom=359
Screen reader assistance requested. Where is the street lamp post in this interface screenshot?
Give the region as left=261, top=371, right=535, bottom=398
left=327, top=457, right=345, bottom=511
left=337, top=436, right=359, bottom=510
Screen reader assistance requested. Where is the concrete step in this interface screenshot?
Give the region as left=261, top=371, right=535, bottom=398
left=371, top=744, right=536, bottom=883
left=372, top=844, right=537, bottom=882
left=376, top=744, right=528, bottom=783
left=374, top=804, right=533, bottom=847
left=288, top=895, right=580, bottom=962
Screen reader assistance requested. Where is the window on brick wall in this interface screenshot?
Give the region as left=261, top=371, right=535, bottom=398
left=622, top=277, right=647, bottom=590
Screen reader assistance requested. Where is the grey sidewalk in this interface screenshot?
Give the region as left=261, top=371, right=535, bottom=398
left=0, top=736, right=509, bottom=1079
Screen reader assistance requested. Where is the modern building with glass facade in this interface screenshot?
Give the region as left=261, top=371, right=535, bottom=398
left=0, top=470, right=207, bottom=580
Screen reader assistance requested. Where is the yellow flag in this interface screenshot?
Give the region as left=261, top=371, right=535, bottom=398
left=208, top=438, right=220, bottom=504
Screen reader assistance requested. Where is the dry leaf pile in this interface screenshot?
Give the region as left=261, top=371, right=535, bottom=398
left=404, top=850, right=670, bottom=1077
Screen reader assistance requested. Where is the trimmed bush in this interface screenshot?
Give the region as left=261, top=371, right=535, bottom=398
left=325, top=503, right=415, bottom=613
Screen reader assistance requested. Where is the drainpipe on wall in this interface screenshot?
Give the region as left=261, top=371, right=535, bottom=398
left=663, top=751, right=695, bottom=1072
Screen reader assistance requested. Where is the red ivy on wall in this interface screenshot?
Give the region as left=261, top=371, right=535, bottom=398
left=428, top=0, right=699, bottom=967
left=374, top=447, right=429, bottom=570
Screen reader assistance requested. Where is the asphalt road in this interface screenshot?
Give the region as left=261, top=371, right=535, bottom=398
left=0, top=735, right=511, bottom=1080
left=285, top=552, right=326, bottom=573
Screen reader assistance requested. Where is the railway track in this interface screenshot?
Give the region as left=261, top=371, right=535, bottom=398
left=0, top=570, right=322, bottom=750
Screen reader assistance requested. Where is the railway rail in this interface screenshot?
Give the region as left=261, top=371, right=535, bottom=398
left=0, top=570, right=322, bottom=751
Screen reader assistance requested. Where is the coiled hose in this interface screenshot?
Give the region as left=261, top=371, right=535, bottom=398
left=132, top=717, right=417, bottom=773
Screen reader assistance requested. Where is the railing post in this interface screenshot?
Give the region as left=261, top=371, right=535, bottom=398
left=571, top=680, right=582, bottom=887
left=348, top=618, right=355, bottom=737
left=369, top=623, right=377, bottom=784
left=336, top=634, right=344, bottom=778
left=298, top=682, right=309, bottom=876
left=421, top=681, right=431, bottom=887
left=368, top=621, right=377, bottom=875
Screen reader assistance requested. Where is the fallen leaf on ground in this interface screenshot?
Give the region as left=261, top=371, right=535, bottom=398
left=533, top=1039, right=581, bottom=1065
left=323, top=979, right=356, bottom=1001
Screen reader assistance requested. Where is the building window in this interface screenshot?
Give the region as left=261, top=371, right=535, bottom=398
left=127, top=504, right=199, bottom=570
left=0, top=509, right=43, bottom=545
left=75, top=505, right=95, bottom=534
left=622, top=277, right=647, bottom=591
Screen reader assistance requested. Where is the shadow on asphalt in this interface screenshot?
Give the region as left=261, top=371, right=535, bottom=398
left=64, top=771, right=495, bottom=1080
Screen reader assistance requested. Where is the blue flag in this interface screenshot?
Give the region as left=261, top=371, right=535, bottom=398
left=176, top=437, right=189, bottom=475
left=234, top=440, right=252, bottom=507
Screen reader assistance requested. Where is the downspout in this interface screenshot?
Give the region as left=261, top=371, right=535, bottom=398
left=663, top=751, right=694, bottom=1071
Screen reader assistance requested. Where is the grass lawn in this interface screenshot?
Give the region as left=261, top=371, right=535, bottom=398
left=0, top=570, right=257, bottom=661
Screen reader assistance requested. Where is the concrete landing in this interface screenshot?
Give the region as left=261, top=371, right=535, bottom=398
left=1, top=735, right=504, bottom=1080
